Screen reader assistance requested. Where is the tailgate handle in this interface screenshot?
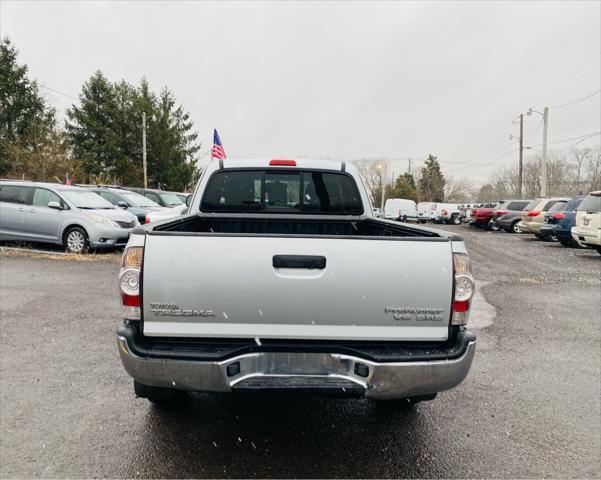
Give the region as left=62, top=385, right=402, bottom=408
left=273, top=255, right=326, bottom=269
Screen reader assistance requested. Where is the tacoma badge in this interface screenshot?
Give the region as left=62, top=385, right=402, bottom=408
left=149, top=303, right=215, bottom=317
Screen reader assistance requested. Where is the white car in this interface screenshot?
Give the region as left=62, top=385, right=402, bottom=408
left=145, top=204, right=188, bottom=224
left=384, top=198, right=418, bottom=222
left=571, top=191, right=601, bottom=253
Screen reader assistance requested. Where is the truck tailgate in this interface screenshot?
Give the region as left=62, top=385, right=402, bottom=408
left=141, top=235, right=453, bottom=341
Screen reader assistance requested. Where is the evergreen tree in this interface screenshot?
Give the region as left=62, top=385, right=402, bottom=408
left=389, top=172, right=418, bottom=202
left=66, top=70, right=129, bottom=181
left=0, top=38, right=56, bottom=175
left=418, top=154, right=445, bottom=201
left=66, top=73, right=200, bottom=189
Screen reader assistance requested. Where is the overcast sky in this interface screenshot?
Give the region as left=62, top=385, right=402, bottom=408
left=1, top=1, right=600, bottom=183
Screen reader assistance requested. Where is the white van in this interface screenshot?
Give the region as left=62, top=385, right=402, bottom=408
left=384, top=198, right=418, bottom=222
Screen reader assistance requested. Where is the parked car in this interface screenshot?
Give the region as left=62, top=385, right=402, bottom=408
left=0, top=180, right=138, bottom=253
left=459, top=204, right=482, bottom=224
left=145, top=204, right=188, bottom=224
left=436, top=204, right=462, bottom=224
left=372, top=207, right=382, bottom=218
left=493, top=199, right=534, bottom=233
left=123, top=187, right=185, bottom=208
left=469, top=203, right=499, bottom=229
left=384, top=198, right=417, bottom=222
left=176, top=193, right=191, bottom=204
left=83, top=186, right=168, bottom=224
left=571, top=191, right=601, bottom=253
left=538, top=196, right=586, bottom=247
left=538, top=199, right=571, bottom=241
left=117, top=158, right=476, bottom=405
left=517, top=197, right=571, bottom=238
left=417, top=202, right=437, bottom=223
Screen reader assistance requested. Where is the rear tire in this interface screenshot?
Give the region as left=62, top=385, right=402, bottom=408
left=64, top=227, right=89, bottom=254
left=134, top=380, right=182, bottom=404
left=487, top=218, right=499, bottom=231
left=510, top=221, right=521, bottom=234
left=451, top=214, right=461, bottom=225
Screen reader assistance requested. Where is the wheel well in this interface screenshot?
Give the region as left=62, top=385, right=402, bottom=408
left=61, top=224, right=89, bottom=244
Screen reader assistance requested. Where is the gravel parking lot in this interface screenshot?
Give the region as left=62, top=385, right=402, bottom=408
left=1, top=226, right=600, bottom=479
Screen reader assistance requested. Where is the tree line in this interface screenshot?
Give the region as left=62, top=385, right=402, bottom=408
left=478, top=147, right=601, bottom=202
left=1, top=38, right=200, bottom=191
left=355, top=154, right=448, bottom=206
left=356, top=146, right=601, bottom=207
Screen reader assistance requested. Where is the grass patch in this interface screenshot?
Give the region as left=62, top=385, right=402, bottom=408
left=0, top=246, right=121, bottom=263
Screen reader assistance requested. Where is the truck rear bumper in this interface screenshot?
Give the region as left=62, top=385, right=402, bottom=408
left=117, top=326, right=476, bottom=400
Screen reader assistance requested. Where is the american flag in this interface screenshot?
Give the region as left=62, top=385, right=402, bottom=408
left=212, top=129, right=226, bottom=160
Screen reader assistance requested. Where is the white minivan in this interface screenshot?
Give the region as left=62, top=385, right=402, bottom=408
left=384, top=198, right=418, bottom=222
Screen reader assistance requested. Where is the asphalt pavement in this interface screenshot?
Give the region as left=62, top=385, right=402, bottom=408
left=1, top=226, right=600, bottom=478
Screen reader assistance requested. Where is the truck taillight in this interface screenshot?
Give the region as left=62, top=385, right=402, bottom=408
left=120, top=246, right=143, bottom=320
left=452, top=253, right=475, bottom=325
left=145, top=214, right=150, bottom=224
left=269, top=159, right=296, bottom=166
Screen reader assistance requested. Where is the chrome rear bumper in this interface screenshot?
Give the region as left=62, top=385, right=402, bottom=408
left=117, top=329, right=476, bottom=400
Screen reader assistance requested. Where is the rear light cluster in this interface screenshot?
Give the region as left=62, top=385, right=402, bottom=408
left=451, top=253, right=475, bottom=325
left=145, top=215, right=150, bottom=224
left=527, top=210, right=541, bottom=217
left=120, top=246, right=143, bottom=320
left=496, top=210, right=508, bottom=215
left=552, top=213, right=566, bottom=219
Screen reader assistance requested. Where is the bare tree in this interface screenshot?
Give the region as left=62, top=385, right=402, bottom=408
left=444, top=176, right=473, bottom=202
left=353, top=159, right=389, bottom=206
left=486, top=146, right=600, bottom=199
left=585, top=147, right=601, bottom=192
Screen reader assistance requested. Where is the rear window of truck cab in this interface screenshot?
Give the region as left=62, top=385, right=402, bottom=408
left=200, top=169, right=363, bottom=214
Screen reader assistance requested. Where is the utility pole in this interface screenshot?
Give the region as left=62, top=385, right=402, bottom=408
left=518, top=114, right=523, bottom=198
left=541, top=107, right=549, bottom=197
left=142, top=112, right=148, bottom=188
left=380, top=163, right=386, bottom=213
left=408, top=158, right=412, bottom=175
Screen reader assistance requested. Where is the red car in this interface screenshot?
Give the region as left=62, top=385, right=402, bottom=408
left=469, top=203, right=498, bottom=229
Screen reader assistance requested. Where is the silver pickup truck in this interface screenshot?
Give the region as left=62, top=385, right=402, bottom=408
left=116, top=159, right=476, bottom=405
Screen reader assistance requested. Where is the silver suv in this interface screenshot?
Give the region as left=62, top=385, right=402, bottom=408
left=0, top=180, right=139, bottom=253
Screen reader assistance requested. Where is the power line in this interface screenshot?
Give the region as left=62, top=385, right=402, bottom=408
left=526, top=117, right=543, bottom=142
left=544, top=131, right=600, bottom=147
left=549, top=89, right=601, bottom=109
left=546, top=52, right=601, bottom=99
left=443, top=131, right=600, bottom=174
left=39, top=84, right=78, bottom=101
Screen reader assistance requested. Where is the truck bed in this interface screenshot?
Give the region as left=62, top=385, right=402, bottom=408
left=149, top=215, right=445, bottom=239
